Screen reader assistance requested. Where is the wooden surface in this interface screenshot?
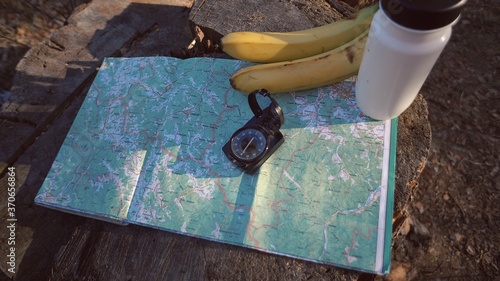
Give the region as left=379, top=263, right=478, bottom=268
left=0, top=0, right=430, bottom=280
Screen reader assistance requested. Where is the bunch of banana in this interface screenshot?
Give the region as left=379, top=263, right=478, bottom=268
left=221, top=4, right=378, bottom=94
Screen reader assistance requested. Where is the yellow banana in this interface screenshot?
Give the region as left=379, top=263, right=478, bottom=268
left=230, top=29, right=368, bottom=94
left=221, top=4, right=377, bottom=63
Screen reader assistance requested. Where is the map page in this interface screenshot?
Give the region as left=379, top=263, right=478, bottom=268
left=36, top=57, right=396, bottom=274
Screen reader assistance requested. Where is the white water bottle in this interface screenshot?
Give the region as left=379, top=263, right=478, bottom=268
left=355, top=0, right=467, bottom=120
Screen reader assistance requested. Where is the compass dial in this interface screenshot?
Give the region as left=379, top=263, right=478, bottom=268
left=230, top=128, right=267, bottom=162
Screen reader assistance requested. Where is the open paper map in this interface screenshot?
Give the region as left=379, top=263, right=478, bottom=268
left=36, top=57, right=396, bottom=274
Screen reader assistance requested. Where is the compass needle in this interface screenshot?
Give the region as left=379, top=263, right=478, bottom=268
left=242, top=137, right=255, bottom=154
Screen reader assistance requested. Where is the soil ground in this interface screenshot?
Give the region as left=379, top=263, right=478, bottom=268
left=384, top=0, right=500, bottom=280
left=1, top=0, right=498, bottom=280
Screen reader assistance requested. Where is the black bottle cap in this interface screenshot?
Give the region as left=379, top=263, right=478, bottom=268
left=380, top=0, right=467, bottom=30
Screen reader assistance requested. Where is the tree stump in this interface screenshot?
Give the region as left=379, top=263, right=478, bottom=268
left=0, top=0, right=430, bottom=280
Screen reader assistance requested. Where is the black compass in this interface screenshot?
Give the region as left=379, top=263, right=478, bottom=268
left=223, top=89, right=285, bottom=174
